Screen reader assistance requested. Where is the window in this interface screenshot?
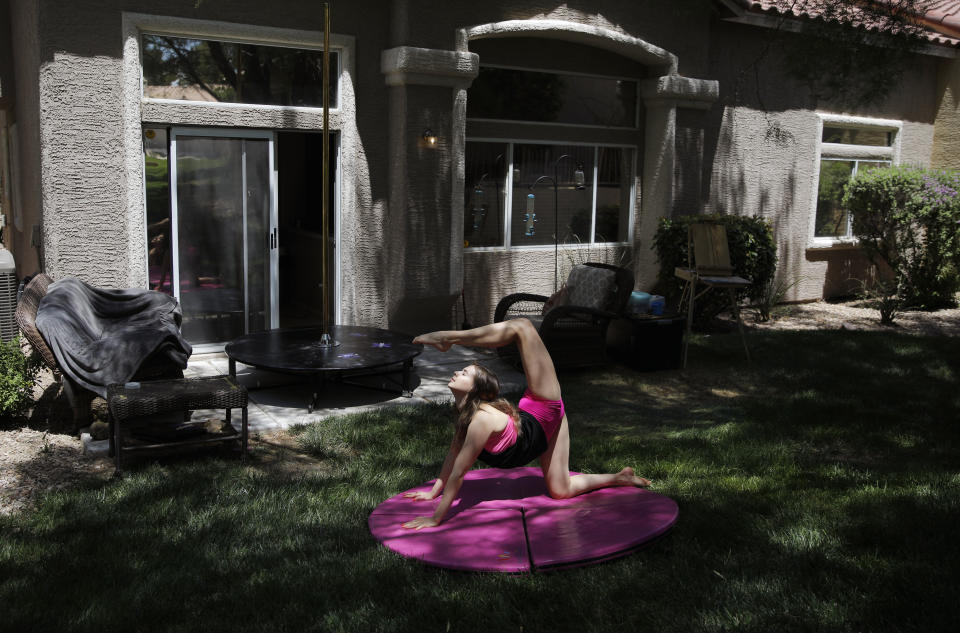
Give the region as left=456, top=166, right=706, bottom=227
left=141, top=34, right=338, bottom=108
left=465, top=62, right=637, bottom=249
left=464, top=140, right=633, bottom=248
left=467, top=67, right=637, bottom=127
left=815, top=159, right=887, bottom=238
left=812, top=118, right=898, bottom=242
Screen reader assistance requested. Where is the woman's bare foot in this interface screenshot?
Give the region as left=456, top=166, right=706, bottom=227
left=413, top=331, right=452, bottom=352
left=616, top=467, right=651, bottom=487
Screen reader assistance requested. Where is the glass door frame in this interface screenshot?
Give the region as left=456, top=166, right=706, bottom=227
left=169, top=127, right=279, bottom=352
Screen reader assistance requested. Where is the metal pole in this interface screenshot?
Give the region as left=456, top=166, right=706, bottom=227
left=530, top=175, right=557, bottom=290
left=322, top=1, right=330, bottom=331
left=551, top=154, right=571, bottom=293
left=553, top=170, right=559, bottom=293
left=319, top=2, right=337, bottom=348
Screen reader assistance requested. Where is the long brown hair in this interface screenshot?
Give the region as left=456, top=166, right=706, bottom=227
left=454, top=364, right=519, bottom=448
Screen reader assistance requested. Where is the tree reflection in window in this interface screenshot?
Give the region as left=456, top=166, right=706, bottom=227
left=142, top=34, right=337, bottom=108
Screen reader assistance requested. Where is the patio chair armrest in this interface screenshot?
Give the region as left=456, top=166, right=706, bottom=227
left=494, top=293, right=549, bottom=323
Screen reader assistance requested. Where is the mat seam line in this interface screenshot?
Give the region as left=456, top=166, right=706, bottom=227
left=521, top=507, right=536, bottom=572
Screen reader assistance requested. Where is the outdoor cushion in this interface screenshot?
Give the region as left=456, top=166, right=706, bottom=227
left=35, top=278, right=192, bottom=398
left=562, top=264, right=618, bottom=313
left=541, top=287, right=568, bottom=315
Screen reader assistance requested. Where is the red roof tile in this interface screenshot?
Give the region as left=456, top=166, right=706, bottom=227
left=730, top=0, right=960, bottom=46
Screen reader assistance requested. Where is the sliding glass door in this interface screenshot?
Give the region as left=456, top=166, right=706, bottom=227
left=170, top=129, right=278, bottom=349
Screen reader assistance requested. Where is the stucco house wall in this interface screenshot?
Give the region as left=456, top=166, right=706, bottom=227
left=699, top=21, right=945, bottom=302
left=1, top=0, right=956, bottom=340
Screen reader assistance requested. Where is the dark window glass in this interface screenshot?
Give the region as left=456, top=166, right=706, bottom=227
left=464, top=142, right=508, bottom=248
left=143, top=127, right=172, bottom=294
left=465, top=142, right=633, bottom=248
left=815, top=160, right=854, bottom=238
left=821, top=126, right=892, bottom=146
left=594, top=147, right=631, bottom=243
left=512, top=144, right=594, bottom=247
left=142, top=34, right=337, bottom=107
left=815, top=160, right=889, bottom=238
left=467, top=67, right=636, bottom=127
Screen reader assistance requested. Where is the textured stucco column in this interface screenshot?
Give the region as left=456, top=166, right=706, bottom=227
left=381, top=46, right=478, bottom=333
left=637, top=75, right=719, bottom=290
left=933, top=57, right=960, bottom=170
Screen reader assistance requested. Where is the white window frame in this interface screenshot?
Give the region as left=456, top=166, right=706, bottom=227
left=465, top=137, right=637, bottom=252
left=809, top=114, right=901, bottom=248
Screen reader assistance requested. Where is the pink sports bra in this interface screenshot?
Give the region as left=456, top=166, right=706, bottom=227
left=483, top=414, right=518, bottom=454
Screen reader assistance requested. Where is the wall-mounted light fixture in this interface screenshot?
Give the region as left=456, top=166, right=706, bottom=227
left=422, top=129, right=438, bottom=145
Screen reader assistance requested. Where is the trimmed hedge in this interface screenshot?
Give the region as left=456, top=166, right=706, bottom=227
left=653, top=214, right=777, bottom=324
left=846, top=165, right=960, bottom=310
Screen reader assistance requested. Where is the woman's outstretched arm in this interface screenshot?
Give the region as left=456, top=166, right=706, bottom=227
left=402, top=414, right=492, bottom=529
left=404, top=439, right=459, bottom=501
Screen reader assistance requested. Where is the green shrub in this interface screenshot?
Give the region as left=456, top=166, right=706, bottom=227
left=846, top=165, right=960, bottom=310
left=0, top=337, right=40, bottom=422
left=652, top=214, right=777, bottom=324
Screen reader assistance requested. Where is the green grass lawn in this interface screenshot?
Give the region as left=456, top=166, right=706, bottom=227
left=1, top=330, right=959, bottom=632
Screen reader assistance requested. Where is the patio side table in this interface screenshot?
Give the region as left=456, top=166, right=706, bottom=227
left=107, top=376, right=248, bottom=474
left=606, top=313, right=685, bottom=371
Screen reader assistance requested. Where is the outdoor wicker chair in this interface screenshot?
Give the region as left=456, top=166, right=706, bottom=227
left=15, top=274, right=183, bottom=431
left=15, top=273, right=97, bottom=430
left=494, top=262, right=634, bottom=370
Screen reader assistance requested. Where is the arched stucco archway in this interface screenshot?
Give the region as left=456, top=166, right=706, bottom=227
left=379, top=16, right=718, bottom=328
left=456, top=19, right=677, bottom=76
left=455, top=19, right=717, bottom=291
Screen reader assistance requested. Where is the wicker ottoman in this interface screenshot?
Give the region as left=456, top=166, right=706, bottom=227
left=107, top=376, right=248, bottom=474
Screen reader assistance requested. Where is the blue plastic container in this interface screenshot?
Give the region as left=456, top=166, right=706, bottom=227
left=650, top=295, right=665, bottom=316
left=627, top=291, right=651, bottom=314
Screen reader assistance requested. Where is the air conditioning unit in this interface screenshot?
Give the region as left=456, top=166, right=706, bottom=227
left=0, top=248, right=17, bottom=343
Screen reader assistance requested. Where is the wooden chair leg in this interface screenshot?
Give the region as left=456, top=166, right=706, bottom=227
left=728, top=287, right=751, bottom=363
left=682, top=281, right=696, bottom=369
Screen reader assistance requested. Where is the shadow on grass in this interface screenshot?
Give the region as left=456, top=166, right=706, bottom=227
left=1, top=329, right=958, bottom=632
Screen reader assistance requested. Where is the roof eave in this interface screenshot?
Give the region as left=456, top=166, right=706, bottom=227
left=716, top=0, right=960, bottom=58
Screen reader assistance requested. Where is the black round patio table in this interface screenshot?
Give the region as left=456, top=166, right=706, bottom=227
left=225, top=325, right=423, bottom=411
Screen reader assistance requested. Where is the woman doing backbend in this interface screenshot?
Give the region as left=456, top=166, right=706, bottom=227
left=402, top=318, right=650, bottom=530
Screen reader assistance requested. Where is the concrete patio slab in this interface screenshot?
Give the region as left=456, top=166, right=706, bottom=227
left=186, top=346, right=527, bottom=433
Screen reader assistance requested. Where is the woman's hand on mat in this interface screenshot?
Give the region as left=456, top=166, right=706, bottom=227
left=402, top=516, right=441, bottom=530
left=403, top=490, right=437, bottom=501
left=413, top=332, right=451, bottom=352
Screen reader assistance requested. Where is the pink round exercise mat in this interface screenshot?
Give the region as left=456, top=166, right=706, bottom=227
left=369, top=467, right=678, bottom=572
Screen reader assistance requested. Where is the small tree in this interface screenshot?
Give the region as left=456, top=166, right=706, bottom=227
left=846, top=166, right=960, bottom=310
